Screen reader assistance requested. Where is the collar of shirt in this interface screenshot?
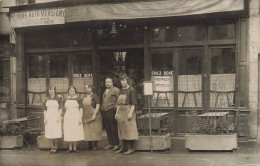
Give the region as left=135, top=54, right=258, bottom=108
left=105, top=86, right=113, bottom=94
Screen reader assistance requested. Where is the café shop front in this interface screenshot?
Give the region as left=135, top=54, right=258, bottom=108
left=8, top=0, right=250, bottom=136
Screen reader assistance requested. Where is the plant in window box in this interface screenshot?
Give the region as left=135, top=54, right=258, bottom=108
left=185, top=109, right=238, bottom=151
left=0, top=110, right=23, bottom=149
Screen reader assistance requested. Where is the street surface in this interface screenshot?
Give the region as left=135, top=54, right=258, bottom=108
left=0, top=141, right=260, bottom=166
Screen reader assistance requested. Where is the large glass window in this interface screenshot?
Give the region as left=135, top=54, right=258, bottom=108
left=178, top=49, right=203, bottom=107
left=73, top=53, right=93, bottom=92
left=49, top=55, right=69, bottom=92
left=208, top=24, right=235, bottom=40
left=210, top=48, right=236, bottom=107
left=27, top=55, right=46, bottom=106
left=151, top=50, right=174, bottom=107
left=177, top=26, right=206, bottom=42
left=151, top=26, right=174, bottom=43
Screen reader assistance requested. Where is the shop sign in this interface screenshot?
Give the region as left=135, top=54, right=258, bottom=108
left=10, top=8, right=65, bottom=28
left=153, top=76, right=173, bottom=92
left=73, top=73, right=93, bottom=78
left=151, top=71, right=174, bottom=76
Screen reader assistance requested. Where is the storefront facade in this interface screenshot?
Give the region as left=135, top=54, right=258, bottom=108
left=0, top=2, right=15, bottom=123
left=4, top=0, right=257, bottom=139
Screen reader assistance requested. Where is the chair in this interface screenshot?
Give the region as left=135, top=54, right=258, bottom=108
left=23, top=116, right=43, bottom=147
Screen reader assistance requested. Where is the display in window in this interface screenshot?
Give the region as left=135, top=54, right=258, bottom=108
left=210, top=48, right=236, bottom=107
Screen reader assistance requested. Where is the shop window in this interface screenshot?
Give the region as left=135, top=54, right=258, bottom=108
left=178, top=49, right=202, bottom=107
left=97, top=24, right=144, bottom=46
left=99, top=49, right=144, bottom=109
left=72, top=53, right=93, bottom=92
left=210, top=48, right=236, bottom=107
left=177, top=26, right=206, bottom=42
left=0, top=59, right=10, bottom=99
left=151, top=26, right=174, bottom=43
left=151, top=51, right=174, bottom=107
left=27, top=55, right=46, bottom=106
left=208, top=24, right=235, bottom=40
left=50, top=55, right=69, bottom=92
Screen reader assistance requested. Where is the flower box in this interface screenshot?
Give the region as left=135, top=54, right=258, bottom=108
left=185, top=133, right=238, bottom=151
left=0, top=135, right=23, bottom=149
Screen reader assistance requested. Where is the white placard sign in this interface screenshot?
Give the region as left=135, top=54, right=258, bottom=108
left=143, top=81, right=153, bottom=96
left=10, top=8, right=65, bottom=28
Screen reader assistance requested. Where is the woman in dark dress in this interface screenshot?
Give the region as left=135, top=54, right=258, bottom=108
left=115, top=74, right=138, bottom=155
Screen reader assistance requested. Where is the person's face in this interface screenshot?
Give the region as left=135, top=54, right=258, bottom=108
left=69, top=88, right=76, bottom=96
left=48, top=87, right=55, bottom=95
left=105, top=78, right=113, bottom=89
left=120, top=79, right=128, bottom=88
left=85, top=85, right=92, bottom=94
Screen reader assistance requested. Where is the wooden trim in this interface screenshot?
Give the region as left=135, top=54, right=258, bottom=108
left=26, top=47, right=93, bottom=54
left=68, top=55, right=73, bottom=86
left=144, top=28, right=150, bottom=81
left=97, top=44, right=144, bottom=50
left=149, top=40, right=236, bottom=48
left=203, top=45, right=209, bottom=113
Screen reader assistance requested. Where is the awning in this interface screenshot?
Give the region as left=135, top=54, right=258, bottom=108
left=65, top=0, right=245, bottom=22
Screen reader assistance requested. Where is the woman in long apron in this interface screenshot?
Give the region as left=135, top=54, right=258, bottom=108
left=63, top=85, right=84, bottom=153
left=43, top=85, right=62, bottom=154
left=82, top=84, right=102, bottom=150
left=115, top=74, right=138, bottom=155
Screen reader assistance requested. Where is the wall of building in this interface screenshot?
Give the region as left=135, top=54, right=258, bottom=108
left=248, top=0, right=260, bottom=140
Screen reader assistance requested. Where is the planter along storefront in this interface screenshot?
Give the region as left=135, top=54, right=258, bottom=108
left=3, top=0, right=251, bottom=149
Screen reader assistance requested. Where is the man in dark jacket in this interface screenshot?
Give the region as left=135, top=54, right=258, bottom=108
left=101, top=77, right=120, bottom=151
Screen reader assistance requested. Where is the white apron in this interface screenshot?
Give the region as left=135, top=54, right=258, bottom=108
left=45, top=100, right=62, bottom=139
left=63, top=99, right=84, bottom=142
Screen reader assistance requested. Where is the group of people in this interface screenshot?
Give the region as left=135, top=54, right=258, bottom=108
left=43, top=74, right=138, bottom=155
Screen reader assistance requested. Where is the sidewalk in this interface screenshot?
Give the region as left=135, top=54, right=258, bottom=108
left=1, top=135, right=260, bottom=166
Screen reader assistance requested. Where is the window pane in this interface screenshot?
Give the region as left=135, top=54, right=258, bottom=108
left=50, top=55, right=68, bottom=78
left=151, top=26, right=174, bottom=43
left=73, top=53, right=93, bottom=92
left=178, top=49, right=202, bottom=108
left=151, top=51, right=174, bottom=107
left=50, top=55, right=69, bottom=92
left=28, top=55, right=46, bottom=78
left=27, top=55, right=46, bottom=106
left=208, top=24, right=235, bottom=40
left=98, top=25, right=144, bottom=46
left=177, top=26, right=206, bottom=42
left=210, top=48, right=236, bottom=108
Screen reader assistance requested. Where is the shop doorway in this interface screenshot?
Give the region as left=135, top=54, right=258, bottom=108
left=98, top=48, right=144, bottom=109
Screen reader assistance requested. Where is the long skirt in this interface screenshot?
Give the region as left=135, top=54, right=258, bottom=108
left=83, top=112, right=102, bottom=141
left=63, top=108, right=84, bottom=142
left=45, top=109, right=62, bottom=139
left=116, top=105, right=138, bottom=140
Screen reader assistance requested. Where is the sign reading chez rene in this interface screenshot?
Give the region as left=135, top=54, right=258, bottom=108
left=10, top=8, right=65, bottom=28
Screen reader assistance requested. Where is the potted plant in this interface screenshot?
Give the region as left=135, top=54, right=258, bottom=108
left=184, top=109, right=239, bottom=151
left=0, top=110, right=23, bottom=149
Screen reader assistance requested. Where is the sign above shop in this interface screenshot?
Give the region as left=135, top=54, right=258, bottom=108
left=10, top=8, right=65, bottom=28
left=151, top=71, right=174, bottom=76
left=73, top=73, right=93, bottom=78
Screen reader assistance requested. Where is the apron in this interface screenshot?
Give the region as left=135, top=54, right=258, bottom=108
left=45, top=100, right=62, bottom=139
left=63, top=100, right=84, bottom=142
left=82, top=96, right=102, bottom=141
left=116, top=105, right=138, bottom=140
